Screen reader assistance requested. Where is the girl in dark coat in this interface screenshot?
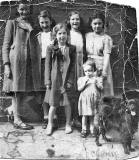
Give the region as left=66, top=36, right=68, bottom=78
left=2, top=0, right=41, bottom=129
left=44, top=23, right=76, bottom=135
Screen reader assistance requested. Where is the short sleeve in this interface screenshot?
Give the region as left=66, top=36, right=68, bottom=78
left=103, top=35, right=113, bottom=55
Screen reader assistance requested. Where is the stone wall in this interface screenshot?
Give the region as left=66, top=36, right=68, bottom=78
left=0, top=0, right=138, bottom=122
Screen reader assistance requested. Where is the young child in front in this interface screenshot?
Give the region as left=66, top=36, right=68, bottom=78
left=77, top=59, right=103, bottom=138
left=44, top=23, right=76, bottom=135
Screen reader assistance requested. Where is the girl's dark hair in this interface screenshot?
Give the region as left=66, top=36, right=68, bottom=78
left=88, top=11, right=106, bottom=31
left=83, top=59, right=96, bottom=72
left=38, top=10, right=52, bottom=21
left=16, top=0, right=33, bottom=16
left=52, top=23, right=69, bottom=45
left=66, top=11, right=85, bottom=33
left=37, top=10, right=56, bottom=31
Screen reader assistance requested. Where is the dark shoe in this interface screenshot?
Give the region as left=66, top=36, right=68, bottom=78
left=14, top=122, right=34, bottom=130
left=81, top=130, right=87, bottom=138
left=72, top=119, right=81, bottom=128
left=42, top=119, right=48, bottom=129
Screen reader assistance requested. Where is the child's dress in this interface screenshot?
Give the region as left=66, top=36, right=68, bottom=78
left=78, top=76, right=102, bottom=116
left=86, top=32, right=114, bottom=96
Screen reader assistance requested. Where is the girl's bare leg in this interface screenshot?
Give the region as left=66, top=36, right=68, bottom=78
left=13, top=93, right=21, bottom=124
left=42, top=102, right=49, bottom=120
left=65, top=104, right=72, bottom=134
left=82, top=116, right=87, bottom=131
left=46, top=106, right=56, bottom=135
left=89, top=116, right=94, bottom=134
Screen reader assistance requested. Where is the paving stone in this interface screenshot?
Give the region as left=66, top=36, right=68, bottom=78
left=0, top=123, right=139, bottom=159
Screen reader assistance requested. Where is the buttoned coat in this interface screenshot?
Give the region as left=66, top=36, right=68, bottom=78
left=2, top=18, right=41, bottom=92
left=44, top=43, right=76, bottom=106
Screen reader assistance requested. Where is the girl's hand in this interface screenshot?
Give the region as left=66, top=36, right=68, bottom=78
left=102, top=71, right=107, bottom=80
left=4, top=65, right=11, bottom=78
left=66, top=82, right=72, bottom=89
left=46, top=84, right=51, bottom=90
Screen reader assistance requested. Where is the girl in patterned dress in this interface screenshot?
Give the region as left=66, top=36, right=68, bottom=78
left=78, top=60, right=103, bottom=137
left=66, top=11, right=87, bottom=128
left=86, top=12, right=114, bottom=96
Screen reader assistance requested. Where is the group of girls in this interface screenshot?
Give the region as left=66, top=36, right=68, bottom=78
left=2, top=0, right=114, bottom=137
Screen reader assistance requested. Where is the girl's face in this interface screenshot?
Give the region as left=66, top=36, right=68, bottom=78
left=39, top=17, right=51, bottom=32
left=84, top=65, right=94, bottom=78
left=69, top=13, right=80, bottom=30
left=91, top=18, right=104, bottom=34
left=56, top=28, right=68, bottom=46
left=17, top=4, right=30, bottom=19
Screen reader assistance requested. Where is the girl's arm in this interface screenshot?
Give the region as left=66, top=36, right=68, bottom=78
left=2, top=20, right=14, bottom=78
left=66, top=45, right=76, bottom=86
left=102, top=53, right=110, bottom=78
left=102, top=36, right=113, bottom=78
left=96, top=77, right=103, bottom=90
left=45, top=45, right=52, bottom=88
left=77, top=77, right=88, bottom=91
left=2, top=20, right=14, bottom=65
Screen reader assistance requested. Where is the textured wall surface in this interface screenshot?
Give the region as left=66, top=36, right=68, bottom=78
left=0, top=0, right=138, bottom=121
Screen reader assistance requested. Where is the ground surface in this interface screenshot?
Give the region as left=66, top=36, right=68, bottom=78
left=0, top=122, right=139, bottom=160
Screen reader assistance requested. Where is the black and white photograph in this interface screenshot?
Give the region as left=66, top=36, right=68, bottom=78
left=0, top=0, right=138, bottom=159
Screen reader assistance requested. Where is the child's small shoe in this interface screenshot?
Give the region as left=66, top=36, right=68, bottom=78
left=81, top=130, right=87, bottom=138
left=65, top=125, right=72, bottom=134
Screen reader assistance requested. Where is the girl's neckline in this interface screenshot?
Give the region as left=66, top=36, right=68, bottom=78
left=70, top=28, right=80, bottom=33
left=92, top=32, right=105, bottom=36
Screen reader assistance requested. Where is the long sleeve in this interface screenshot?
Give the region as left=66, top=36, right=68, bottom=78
left=45, top=45, right=52, bottom=86
left=2, top=20, right=14, bottom=65
left=66, top=45, right=76, bottom=85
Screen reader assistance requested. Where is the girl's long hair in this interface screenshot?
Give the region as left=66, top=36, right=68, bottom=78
left=65, top=10, right=85, bottom=34
left=52, top=23, right=69, bottom=45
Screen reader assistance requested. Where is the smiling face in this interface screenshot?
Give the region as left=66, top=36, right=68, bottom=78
left=39, top=17, right=51, bottom=32
left=56, top=27, right=68, bottom=46
left=69, top=13, right=80, bottom=30
left=17, top=3, right=30, bottom=19
left=91, top=18, right=104, bottom=34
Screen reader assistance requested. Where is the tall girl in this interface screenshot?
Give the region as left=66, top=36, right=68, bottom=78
left=37, top=10, right=56, bottom=128
left=2, top=0, right=40, bottom=129
left=66, top=11, right=87, bottom=127
left=86, top=12, right=114, bottom=96
left=44, top=23, right=76, bottom=135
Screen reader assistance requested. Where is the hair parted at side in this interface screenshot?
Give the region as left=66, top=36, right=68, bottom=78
left=83, top=59, right=96, bottom=71
left=38, top=10, right=52, bottom=20
left=37, top=10, right=56, bottom=30
left=53, top=23, right=69, bottom=37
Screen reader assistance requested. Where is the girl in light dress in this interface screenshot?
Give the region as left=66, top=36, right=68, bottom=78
left=78, top=59, right=103, bottom=138
left=66, top=11, right=87, bottom=128
left=86, top=12, right=114, bottom=96
left=37, top=10, right=56, bottom=129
